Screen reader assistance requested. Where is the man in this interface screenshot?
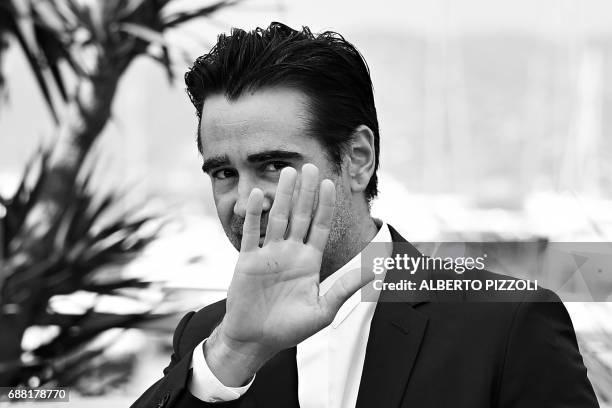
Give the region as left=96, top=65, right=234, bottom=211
left=132, top=22, right=599, bottom=407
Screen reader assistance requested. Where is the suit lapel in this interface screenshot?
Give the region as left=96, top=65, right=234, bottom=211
left=355, top=302, right=428, bottom=408
left=253, top=347, right=300, bottom=408
left=355, top=225, right=430, bottom=408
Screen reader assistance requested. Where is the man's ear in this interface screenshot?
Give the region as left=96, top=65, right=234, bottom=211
left=347, top=125, right=376, bottom=194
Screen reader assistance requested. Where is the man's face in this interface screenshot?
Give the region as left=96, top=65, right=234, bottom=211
left=199, top=87, right=354, bottom=255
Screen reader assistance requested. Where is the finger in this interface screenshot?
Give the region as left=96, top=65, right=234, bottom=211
left=320, top=266, right=374, bottom=322
left=264, top=167, right=297, bottom=244
left=288, top=163, right=319, bottom=241
left=306, top=179, right=335, bottom=251
left=241, top=188, right=264, bottom=252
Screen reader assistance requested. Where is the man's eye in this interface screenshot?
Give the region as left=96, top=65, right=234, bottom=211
left=211, top=169, right=236, bottom=180
left=263, top=162, right=289, bottom=172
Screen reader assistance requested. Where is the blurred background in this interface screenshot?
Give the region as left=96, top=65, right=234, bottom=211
left=1, top=0, right=611, bottom=406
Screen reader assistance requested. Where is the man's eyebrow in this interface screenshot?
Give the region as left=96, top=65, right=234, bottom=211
left=201, top=155, right=229, bottom=173
left=247, top=150, right=303, bottom=162
left=201, top=151, right=303, bottom=173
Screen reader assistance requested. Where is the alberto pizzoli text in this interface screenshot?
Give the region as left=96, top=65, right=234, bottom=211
left=373, top=279, right=538, bottom=292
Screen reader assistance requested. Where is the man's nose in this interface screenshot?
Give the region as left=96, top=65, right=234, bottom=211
left=233, top=179, right=273, bottom=218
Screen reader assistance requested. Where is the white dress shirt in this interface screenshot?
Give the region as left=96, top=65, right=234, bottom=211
left=189, top=222, right=392, bottom=407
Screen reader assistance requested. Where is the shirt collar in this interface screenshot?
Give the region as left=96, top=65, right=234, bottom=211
left=319, top=221, right=392, bottom=328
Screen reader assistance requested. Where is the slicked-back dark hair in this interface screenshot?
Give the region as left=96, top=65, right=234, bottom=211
left=185, top=22, right=380, bottom=201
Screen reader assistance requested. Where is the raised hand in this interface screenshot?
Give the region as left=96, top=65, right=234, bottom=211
left=204, top=164, right=371, bottom=386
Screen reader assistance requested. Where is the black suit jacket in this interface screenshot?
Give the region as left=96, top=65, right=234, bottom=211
left=132, top=225, right=599, bottom=408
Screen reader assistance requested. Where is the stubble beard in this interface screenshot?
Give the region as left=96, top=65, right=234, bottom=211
left=319, top=180, right=359, bottom=281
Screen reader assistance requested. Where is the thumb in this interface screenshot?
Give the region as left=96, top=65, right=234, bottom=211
left=320, top=266, right=375, bottom=321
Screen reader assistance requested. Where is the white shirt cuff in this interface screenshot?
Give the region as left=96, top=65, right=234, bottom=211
left=188, top=338, right=255, bottom=402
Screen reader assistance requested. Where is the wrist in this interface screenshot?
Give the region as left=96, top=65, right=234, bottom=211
left=204, top=323, right=274, bottom=387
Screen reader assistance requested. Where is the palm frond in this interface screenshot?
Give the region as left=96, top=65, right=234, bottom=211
left=0, top=145, right=170, bottom=388
left=1, top=148, right=50, bottom=253
left=114, top=0, right=151, bottom=21
left=0, top=0, right=85, bottom=122
left=63, top=0, right=100, bottom=43
left=118, top=22, right=171, bottom=47
left=161, top=0, right=239, bottom=29
left=8, top=15, right=59, bottom=122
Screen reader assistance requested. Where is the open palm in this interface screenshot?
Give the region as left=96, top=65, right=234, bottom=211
left=220, top=164, right=368, bottom=355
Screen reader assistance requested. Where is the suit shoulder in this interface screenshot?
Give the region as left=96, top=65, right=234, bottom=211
left=191, top=298, right=227, bottom=329
left=176, top=298, right=227, bottom=355
left=197, top=298, right=227, bottom=316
